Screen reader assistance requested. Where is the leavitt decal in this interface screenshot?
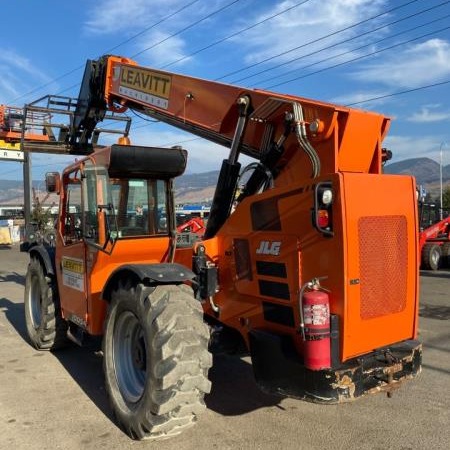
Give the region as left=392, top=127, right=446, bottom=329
left=119, top=66, right=172, bottom=109
left=62, top=257, right=85, bottom=292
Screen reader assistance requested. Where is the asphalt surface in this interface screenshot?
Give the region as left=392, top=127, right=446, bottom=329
left=0, top=245, right=449, bottom=450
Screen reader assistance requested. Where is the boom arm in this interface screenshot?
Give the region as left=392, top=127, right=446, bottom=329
left=72, top=55, right=391, bottom=175
left=71, top=55, right=391, bottom=237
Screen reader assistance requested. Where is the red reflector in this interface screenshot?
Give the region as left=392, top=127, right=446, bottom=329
left=317, top=210, right=329, bottom=228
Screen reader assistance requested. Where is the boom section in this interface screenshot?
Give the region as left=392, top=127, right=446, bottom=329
left=73, top=55, right=390, bottom=177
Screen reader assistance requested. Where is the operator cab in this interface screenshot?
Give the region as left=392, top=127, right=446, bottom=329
left=46, top=144, right=187, bottom=250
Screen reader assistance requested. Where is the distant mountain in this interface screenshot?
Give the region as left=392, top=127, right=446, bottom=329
left=176, top=171, right=219, bottom=189
left=174, top=171, right=218, bottom=204
left=0, top=157, right=449, bottom=205
left=384, top=157, right=450, bottom=185
left=0, top=180, right=44, bottom=204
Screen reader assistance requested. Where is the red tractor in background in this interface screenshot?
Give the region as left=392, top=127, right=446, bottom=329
left=419, top=201, right=450, bottom=270
left=177, top=216, right=206, bottom=235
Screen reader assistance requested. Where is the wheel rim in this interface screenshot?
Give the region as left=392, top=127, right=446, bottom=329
left=113, top=311, right=147, bottom=404
left=28, top=274, right=42, bottom=328
left=431, top=248, right=440, bottom=267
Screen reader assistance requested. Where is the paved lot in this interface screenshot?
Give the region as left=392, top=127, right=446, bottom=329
left=0, top=245, right=449, bottom=450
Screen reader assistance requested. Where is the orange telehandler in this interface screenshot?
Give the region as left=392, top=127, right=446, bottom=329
left=23, top=55, right=421, bottom=440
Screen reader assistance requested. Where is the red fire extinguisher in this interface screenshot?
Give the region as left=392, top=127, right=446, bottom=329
left=299, top=280, right=331, bottom=371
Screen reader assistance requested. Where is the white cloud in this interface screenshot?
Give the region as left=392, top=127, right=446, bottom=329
left=407, top=105, right=450, bottom=123
left=0, top=49, right=57, bottom=103
left=331, top=89, right=391, bottom=107
left=234, top=0, right=388, bottom=68
left=0, top=50, right=50, bottom=82
left=0, top=70, right=21, bottom=98
left=383, top=134, right=448, bottom=163
left=134, top=31, right=190, bottom=67
left=84, top=0, right=214, bottom=36
left=84, top=0, right=166, bottom=35
left=352, top=39, right=450, bottom=88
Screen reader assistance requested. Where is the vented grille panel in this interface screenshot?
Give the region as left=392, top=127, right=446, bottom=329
left=358, top=216, right=408, bottom=320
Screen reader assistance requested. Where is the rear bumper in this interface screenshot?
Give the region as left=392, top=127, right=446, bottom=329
left=249, top=330, right=421, bottom=403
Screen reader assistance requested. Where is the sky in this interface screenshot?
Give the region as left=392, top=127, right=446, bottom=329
left=1, top=0, right=450, bottom=181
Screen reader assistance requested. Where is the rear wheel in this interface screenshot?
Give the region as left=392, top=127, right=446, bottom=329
left=421, top=243, right=442, bottom=271
left=440, top=242, right=450, bottom=268
left=24, top=257, right=69, bottom=350
left=103, top=280, right=212, bottom=440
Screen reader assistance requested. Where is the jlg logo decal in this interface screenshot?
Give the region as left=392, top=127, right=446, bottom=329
left=256, top=241, right=281, bottom=256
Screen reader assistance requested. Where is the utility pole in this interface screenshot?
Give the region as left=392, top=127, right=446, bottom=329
left=440, top=142, right=447, bottom=221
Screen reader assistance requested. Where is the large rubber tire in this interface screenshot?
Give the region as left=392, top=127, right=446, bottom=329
left=440, top=242, right=450, bottom=268
left=24, top=257, right=69, bottom=350
left=421, top=243, right=442, bottom=271
left=103, top=280, right=212, bottom=440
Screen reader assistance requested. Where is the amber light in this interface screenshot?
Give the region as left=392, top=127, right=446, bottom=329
left=317, top=210, right=329, bottom=228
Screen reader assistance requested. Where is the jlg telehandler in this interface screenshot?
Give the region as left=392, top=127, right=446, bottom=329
left=23, top=55, right=421, bottom=440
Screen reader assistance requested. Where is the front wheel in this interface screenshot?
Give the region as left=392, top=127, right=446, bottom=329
left=24, top=257, right=68, bottom=350
left=103, top=281, right=212, bottom=440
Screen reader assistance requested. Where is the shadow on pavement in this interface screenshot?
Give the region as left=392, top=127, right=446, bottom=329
left=0, top=297, right=28, bottom=341
left=420, top=270, right=450, bottom=279
left=422, top=363, right=450, bottom=376
left=205, top=354, right=283, bottom=415
left=0, top=296, right=282, bottom=424
left=419, top=304, right=450, bottom=320
left=0, top=296, right=115, bottom=424
left=0, top=272, right=25, bottom=286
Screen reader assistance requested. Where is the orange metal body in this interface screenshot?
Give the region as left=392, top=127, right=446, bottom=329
left=0, top=105, right=50, bottom=142
left=55, top=235, right=171, bottom=334
left=54, top=147, right=173, bottom=334
left=54, top=56, right=419, bottom=365
left=175, top=173, right=418, bottom=361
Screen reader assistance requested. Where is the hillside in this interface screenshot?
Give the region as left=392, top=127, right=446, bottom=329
left=384, top=157, right=450, bottom=185
left=0, top=157, right=449, bottom=205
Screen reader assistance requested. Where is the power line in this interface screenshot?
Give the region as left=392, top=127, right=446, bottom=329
left=127, top=78, right=450, bottom=148
left=215, top=0, right=423, bottom=81
left=125, top=4, right=450, bottom=131
left=263, top=24, right=450, bottom=90
left=129, top=109, right=159, bottom=123
left=131, top=0, right=241, bottom=58
left=346, top=79, right=450, bottom=106
left=0, top=161, right=71, bottom=178
left=161, top=0, right=313, bottom=69
left=8, top=66, right=84, bottom=105
left=7, top=0, right=202, bottom=104
left=55, top=1, right=242, bottom=98
left=231, top=0, right=450, bottom=84
left=256, top=14, right=450, bottom=88
left=107, top=0, right=201, bottom=54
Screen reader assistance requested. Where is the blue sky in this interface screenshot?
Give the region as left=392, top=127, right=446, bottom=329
left=1, top=0, right=450, bottom=180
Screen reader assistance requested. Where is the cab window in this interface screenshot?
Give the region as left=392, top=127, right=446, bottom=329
left=110, top=179, right=168, bottom=238
left=63, top=173, right=82, bottom=245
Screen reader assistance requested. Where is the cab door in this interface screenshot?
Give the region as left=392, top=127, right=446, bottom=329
left=56, top=162, right=116, bottom=330
left=56, top=168, right=88, bottom=328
